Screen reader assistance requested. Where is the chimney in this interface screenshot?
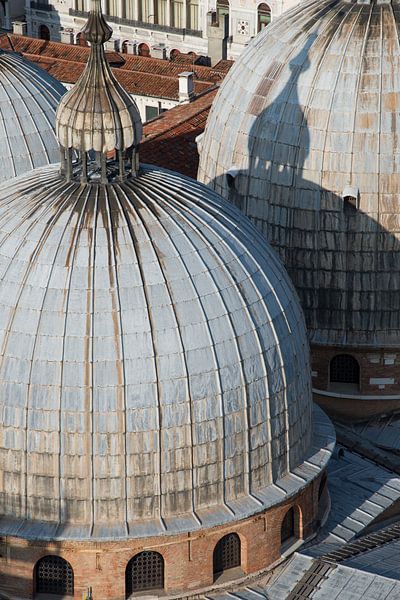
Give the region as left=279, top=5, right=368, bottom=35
left=178, top=72, right=194, bottom=103
left=13, top=21, right=27, bottom=36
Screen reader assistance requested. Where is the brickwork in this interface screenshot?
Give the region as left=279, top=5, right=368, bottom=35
left=311, top=344, right=400, bottom=421
left=311, top=345, right=400, bottom=395
left=0, top=472, right=326, bottom=600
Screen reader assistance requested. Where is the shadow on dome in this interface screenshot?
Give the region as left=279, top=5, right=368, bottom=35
left=206, top=28, right=400, bottom=424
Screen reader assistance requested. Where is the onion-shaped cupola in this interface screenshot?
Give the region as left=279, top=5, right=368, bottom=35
left=56, top=0, right=142, bottom=183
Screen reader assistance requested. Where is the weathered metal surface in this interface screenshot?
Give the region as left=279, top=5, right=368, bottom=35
left=198, top=0, right=400, bottom=348
left=57, top=0, right=142, bottom=153
left=0, top=49, right=66, bottom=183
left=0, top=162, right=331, bottom=540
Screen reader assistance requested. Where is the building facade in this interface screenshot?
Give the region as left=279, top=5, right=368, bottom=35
left=24, top=0, right=301, bottom=61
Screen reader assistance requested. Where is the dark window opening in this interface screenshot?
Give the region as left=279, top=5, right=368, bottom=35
left=39, top=25, right=50, bottom=41
left=330, top=354, right=360, bottom=386
left=35, top=555, right=74, bottom=596
left=145, top=105, right=159, bottom=122
left=343, top=195, right=358, bottom=214
left=125, top=551, right=164, bottom=597
left=281, top=507, right=295, bottom=546
left=213, top=533, right=241, bottom=579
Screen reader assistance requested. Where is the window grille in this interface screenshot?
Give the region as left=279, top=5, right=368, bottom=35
left=330, top=354, right=359, bottom=384
left=213, top=533, right=241, bottom=576
left=36, top=555, right=74, bottom=596
left=126, top=551, right=164, bottom=596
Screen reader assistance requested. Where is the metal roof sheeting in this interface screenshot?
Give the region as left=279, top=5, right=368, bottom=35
left=0, top=49, right=66, bottom=183
left=199, top=0, right=400, bottom=347
left=0, top=163, right=331, bottom=539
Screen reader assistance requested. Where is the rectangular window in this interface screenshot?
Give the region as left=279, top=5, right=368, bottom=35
left=106, top=0, right=119, bottom=17
left=126, top=0, right=136, bottom=19
left=145, top=106, right=159, bottom=122
left=172, top=0, right=183, bottom=27
left=157, top=0, right=168, bottom=25
left=189, top=1, right=198, bottom=29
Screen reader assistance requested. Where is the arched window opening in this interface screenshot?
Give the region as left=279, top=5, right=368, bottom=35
left=138, top=43, right=150, bottom=57
left=213, top=533, right=241, bottom=580
left=125, top=551, right=164, bottom=597
left=281, top=507, right=295, bottom=546
left=170, top=48, right=180, bottom=59
left=35, top=555, right=74, bottom=596
left=330, top=354, right=360, bottom=391
left=257, top=3, right=271, bottom=32
left=281, top=506, right=300, bottom=552
left=121, top=40, right=129, bottom=54
left=39, top=25, right=50, bottom=41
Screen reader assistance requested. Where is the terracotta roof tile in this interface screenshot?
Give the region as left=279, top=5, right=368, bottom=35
left=0, top=34, right=229, bottom=100
left=141, top=88, right=216, bottom=177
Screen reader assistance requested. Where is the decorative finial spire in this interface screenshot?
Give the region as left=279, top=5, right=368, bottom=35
left=55, top=0, right=142, bottom=183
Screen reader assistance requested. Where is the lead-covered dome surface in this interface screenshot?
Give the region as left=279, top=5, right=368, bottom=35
left=0, top=49, right=65, bottom=182
left=0, top=163, right=324, bottom=540
left=198, top=0, right=400, bottom=347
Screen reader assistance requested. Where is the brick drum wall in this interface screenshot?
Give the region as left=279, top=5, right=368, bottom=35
left=0, top=472, right=327, bottom=600
left=311, top=344, right=400, bottom=421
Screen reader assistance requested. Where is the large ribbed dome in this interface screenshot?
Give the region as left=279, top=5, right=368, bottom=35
left=0, top=49, right=65, bottom=182
left=198, top=0, right=400, bottom=347
left=0, top=163, right=320, bottom=539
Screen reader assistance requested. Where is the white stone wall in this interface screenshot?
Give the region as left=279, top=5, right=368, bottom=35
left=25, top=0, right=302, bottom=59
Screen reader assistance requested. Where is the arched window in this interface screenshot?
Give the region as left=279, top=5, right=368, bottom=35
left=121, top=40, right=129, bottom=53
left=126, top=551, right=164, bottom=597
left=35, top=556, right=74, bottom=596
left=330, top=354, right=360, bottom=388
left=281, top=507, right=295, bottom=545
left=257, top=3, right=271, bottom=32
left=138, top=43, right=151, bottom=57
left=39, top=25, right=50, bottom=41
left=170, top=48, right=180, bottom=59
left=213, top=533, right=241, bottom=579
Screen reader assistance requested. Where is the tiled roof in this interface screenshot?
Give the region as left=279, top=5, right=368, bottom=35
left=0, top=34, right=231, bottom=99
left=0, top=34, right=222, bottom=175
left=141, top=87, right=217, bottom=177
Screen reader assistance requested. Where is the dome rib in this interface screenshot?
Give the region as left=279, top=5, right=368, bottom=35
left=199, top=0, right=400, bottom=347
left=0, top=50, right=65, bottom=182
left=135, top=173, right=297, bottom=486
left=0, top=164, right=326, bottom=539
left=118, top=182, right=202, bottom=524
left=133, top=176, right=254, bottom=511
